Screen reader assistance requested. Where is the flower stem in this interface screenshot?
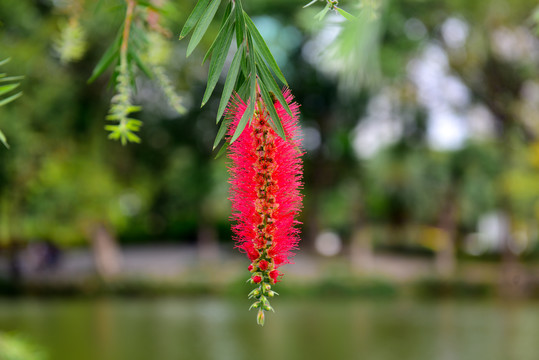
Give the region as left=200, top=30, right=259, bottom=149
left=121, top=0, right=136, bottom=62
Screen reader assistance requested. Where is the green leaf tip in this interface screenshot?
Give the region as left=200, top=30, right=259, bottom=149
left=0, top=129, right=9, bottom=149
left=186, top=0, right=222, bottom=57
left=336, top=7, right=357, bottom=21
left=179, top=0, right=212, bottom=40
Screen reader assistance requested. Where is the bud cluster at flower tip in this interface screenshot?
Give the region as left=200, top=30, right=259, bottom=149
left=248, top=277, right=277, bottom=322
left=247, top=259, right=279, bottom=325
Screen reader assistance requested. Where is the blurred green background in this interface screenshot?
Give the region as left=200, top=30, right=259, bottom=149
left=2, top=0, right=539, bottom=359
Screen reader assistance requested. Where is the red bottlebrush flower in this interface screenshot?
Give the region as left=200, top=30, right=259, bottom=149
left=252, top=275, right=262, bottom=284
left=228, top=89, right=303, bottom=269
left=258, top=259, right=269, bottom=271
left=227, top=88, right=303, bottom=325
left=269, top=270, right=280, bottom=283
left=248, top=264, right=254, bottom=272
left=246, top=247, right=259, bottom=261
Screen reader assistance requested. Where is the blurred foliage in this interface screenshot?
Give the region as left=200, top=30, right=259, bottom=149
left=52, top=0, right=86, bottom=64
left=1, top=0, right=539, bottom=266
left=0, top=333, right=46, bottom=360
left=0, top=58, right=23, bottom=148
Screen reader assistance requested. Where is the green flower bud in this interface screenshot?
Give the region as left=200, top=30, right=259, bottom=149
left=257, top=309, right=265, bottom=326
left=248, top=288, right=261, bottom=299
left=249, top=301, right=261, bottom=310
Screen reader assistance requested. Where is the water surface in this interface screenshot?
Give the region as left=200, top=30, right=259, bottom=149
left=0, top=297, right=537, bottom=360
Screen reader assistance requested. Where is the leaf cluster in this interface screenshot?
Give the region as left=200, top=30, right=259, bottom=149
left=105, top=62, right=143, bottom=145
left=88, top=9, right=152, bottom=85
left=85, top=0, right=185, bottom=145
left=0, top=58, right=23, bottom=149
left=180, top=0, right=295, bottom=153
left=304, top=0, right=356, bottom=21
left=54, top=18, right=88, bottom=64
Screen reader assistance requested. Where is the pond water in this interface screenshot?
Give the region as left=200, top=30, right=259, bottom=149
left=0, top=297, right=538, bottom=360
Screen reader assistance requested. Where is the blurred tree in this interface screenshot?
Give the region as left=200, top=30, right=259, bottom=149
left=1, top=0, right=539, bottom=289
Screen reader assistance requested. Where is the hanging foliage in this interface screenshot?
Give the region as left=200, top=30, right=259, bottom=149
left=0, top=58, right=23, bottom=149
left=86, top=0, right=185, bottom=144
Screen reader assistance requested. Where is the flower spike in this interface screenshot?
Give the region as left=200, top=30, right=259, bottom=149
left=227, top=88, right=303, bottom=325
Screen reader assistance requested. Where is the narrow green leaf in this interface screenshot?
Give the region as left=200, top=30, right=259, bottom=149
left=223, top=0, right=232, bottom=20
left=255, top=51, right=292, bottom=116
left=179, top=0, right=212, bottom=40
left=244, top=14, right=287, bottom=86
left=247, top=34, right=256, bottom=79
left=0, top=129, right=9, bottom=149
left=127, top=105, right=143, bottom=113
left=0, top=76, right=24, bottom=83
left=126, top=118, right=143, bottom=127
left=202, top=2, right=233, bottom=65
left=201, top=16, right=234, bottom=106
left=235, top=0, right=245, bottom=47
left=314, top=4, right=330, bottom=20
left=186, top=0, right=222, bottom=57
left=0, top=92, right=22, bottom=107
left=216, top=44, right=243, bottom=123
left=0, top=84, right=19, bottom=96
left=0, top=58, right=10, bottom=67
left=214, top=141, right=229, bottom=159
left=89, top=49, right=119, bottom=83
left=303, top=0, right=318, bottom=8
left=230, top=96, right=254, bottom=144
left=258, top=76, right=285, bottom=139
left=213, top=117, right=231, bottom=149
left=88, top=31, right=122, bottom=83
left=240, top=51, right=250, bottom=78
left=126, top=131, right=141, bottom=143
left=233, top=71, right=249, bottom=99
left=231, top=38, right=256, bottom=144
left=236, top=75, right=250, bottom=99
left=107, top=66, right=120, bottom=90
left=247, top=34, right=257, bottom=101
left=335, top=7, right=357, bottom=21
